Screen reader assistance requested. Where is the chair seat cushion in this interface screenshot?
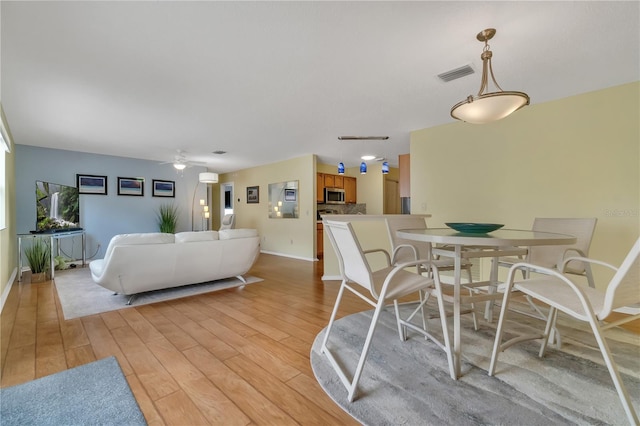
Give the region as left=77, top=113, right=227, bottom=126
left=371, top=267, right=433, bottom=300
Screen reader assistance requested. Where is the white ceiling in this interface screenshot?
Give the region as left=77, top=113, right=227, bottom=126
left=2, top=1, right=638, bottom=173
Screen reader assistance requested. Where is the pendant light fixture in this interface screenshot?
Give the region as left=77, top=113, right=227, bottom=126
left=360, top=162, right=367, bottom=174
left=381, top=161, right=389, bottom=174
left=337, top=162, right=345, bottom=175
left=450, top=28, right=529, bottom=124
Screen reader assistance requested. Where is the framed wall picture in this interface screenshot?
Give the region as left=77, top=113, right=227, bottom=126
left=284, top=188, right=297, bottom=202
left=76, top=174, right=107, bottom=195
left=152, top=179, right=175, bottom=197
left=247, top=186, right=259, bottom=203
left=117, top=177, right=144, bottom=196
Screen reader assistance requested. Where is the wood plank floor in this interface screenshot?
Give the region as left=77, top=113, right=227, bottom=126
left=1, top=253, right=638, bottom=425
left=0, top=254, right=367, bottom=425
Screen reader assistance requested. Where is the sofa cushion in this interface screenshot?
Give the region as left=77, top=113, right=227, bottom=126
left=219, top=229, right=258, bottom=240
left=104, top=233, right=175, bottom=260
left=175, top=231, right=219, bottom=243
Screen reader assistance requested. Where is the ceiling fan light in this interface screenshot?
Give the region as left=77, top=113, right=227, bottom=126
left=199, top=172, right=218, bottom=183
left=173, top=163, right=187, bottom=170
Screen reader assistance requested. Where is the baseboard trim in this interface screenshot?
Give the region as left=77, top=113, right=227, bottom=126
left=259, top=250, right=316, bottom=262
left=1, top=267, right=18, bottom=314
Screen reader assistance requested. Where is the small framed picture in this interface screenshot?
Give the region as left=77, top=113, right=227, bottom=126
left=247, top=186, right=259, bottom=203
left=117, top=177, right=144, bottom=196
left=284, top=188, right=297, bottom=202
left=152, top=179, right=175, bottom=197
left=77, top=174, right=107, bottom=195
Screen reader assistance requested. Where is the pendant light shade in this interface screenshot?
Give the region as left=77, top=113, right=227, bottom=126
left=199, top=172, right=218, bottom=183
left=337, top=162, right=345, bottom=175
left=381, top=161, right=389, bottom=174
left=360, top=162, right=367, bottom=174
left=451, top=28, right=529, bottom=124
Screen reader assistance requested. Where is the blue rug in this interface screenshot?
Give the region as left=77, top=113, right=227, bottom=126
left=0, top=356, right=146, bottom=426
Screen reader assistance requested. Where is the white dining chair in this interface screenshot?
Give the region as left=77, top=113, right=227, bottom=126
left=322, top=219, right=451, bottom=401
left=385, top=216, right=479, bottom=330
left=495, top=217, right=597, bottom=346
left=219, top=213, right=236, bottom=230
left=489, top=237, right=640, bottom=425
left=497, top=217, right=598, bottom=287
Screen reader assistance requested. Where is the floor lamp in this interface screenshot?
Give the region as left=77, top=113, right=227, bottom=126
left=191, top=172, right=218, bottom=231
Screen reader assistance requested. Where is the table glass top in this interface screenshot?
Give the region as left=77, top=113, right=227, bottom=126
left=396, top=228, right=576, bottom=246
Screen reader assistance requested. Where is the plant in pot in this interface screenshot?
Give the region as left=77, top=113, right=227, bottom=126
left=157, top=203, right=179, bottom=234
left=24, top=239, right=50, bottom=282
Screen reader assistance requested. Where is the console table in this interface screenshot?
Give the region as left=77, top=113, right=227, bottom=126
left=18, top=230, right=86, bottom=281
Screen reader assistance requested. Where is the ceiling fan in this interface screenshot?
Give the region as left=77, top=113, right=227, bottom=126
left=159, top=150, right=207, bottom=170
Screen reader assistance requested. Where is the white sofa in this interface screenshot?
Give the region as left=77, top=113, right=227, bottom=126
left=89, top=229, right=260, bottom=303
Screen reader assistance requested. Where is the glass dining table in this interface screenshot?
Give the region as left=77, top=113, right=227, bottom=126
left=395, top=228, right=576, bottom=380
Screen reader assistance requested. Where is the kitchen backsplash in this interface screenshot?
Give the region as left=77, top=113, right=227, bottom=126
left=317, top=203, right=366, bottom=215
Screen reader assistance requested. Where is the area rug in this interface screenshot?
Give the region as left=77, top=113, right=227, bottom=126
left=54, top=267, right=263, bottom=320
left=0, top=356, right=146, bottom=426
left=311, top=302, right=640, bottom=425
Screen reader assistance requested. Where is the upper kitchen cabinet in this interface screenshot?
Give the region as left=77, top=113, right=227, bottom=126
left=317, top=173, right=325, bottom=202
left=399, top=154, right=410, bottom=198
left=344, top=176, right=357, bottom=204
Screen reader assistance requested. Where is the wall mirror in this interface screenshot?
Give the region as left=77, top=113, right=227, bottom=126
left=268, top=180, right=299, bottom=219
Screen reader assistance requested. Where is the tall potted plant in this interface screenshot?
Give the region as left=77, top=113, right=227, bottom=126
left=24, top=239, right=50, bottom=282
left=157, top=203, right=179, bottom=233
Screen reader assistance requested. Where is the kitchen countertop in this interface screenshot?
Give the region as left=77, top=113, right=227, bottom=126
left=319, top=214, right=431, bottom=223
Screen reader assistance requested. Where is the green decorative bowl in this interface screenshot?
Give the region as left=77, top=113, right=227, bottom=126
left=445, top=223, right=504, bottom=233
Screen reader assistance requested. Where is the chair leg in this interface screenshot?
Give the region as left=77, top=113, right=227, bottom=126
left=432, top=280, right=455, bottom=380
left=488, top=285, right=514, bottom=376
left=465, top=266, right=479, bottom=331
left=588, top=317, right=639, bottom=425
left=538, top=306, right=557, bottom=358
left=394, top=299, right=407, bottom=341
left=346, top=299, right=388, bottom=402
left=321, top=281, right=347, bottom=351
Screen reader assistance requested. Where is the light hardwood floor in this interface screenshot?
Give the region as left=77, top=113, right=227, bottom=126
left=1, top=254, right=638, bottom=425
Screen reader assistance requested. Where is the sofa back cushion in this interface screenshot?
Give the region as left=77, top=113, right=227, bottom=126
left=175, top=231, right=219, bottom=243
left=219, top=229, right=258, bottom=240
left=104, top=232, right=175, bottom=260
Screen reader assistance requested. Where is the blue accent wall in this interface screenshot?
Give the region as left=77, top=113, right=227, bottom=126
left=15, top=145, right=207, bottom=261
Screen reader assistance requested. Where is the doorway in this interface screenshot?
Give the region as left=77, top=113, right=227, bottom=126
left=220, top=182, right=234, bottom=219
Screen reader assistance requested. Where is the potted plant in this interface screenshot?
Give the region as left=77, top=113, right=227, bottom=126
left=157, top=203, right=179, bottom=233
left=24, top=239, right=50, bottom=282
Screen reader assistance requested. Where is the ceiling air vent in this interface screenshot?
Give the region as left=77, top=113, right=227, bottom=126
left=212, top=150, right=227, bottom=155
left=437, top=64, right=474, bottom=82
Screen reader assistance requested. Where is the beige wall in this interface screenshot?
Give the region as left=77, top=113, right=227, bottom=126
left=218, top=154, right=317, bottom=260
left=410, top=81, right=640, bottom=288
left=0, top=106, right=17, bottom=309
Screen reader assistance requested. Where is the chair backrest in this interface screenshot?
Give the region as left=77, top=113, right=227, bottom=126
left=601, top=237, right=640, bottom=318
left=529, top=218, right=597, bottom=273
left=324, top=220, right=376, bottom=297
left=219, top=214, right=236, bottom=230
left=384, top=216, right=431, bottom=264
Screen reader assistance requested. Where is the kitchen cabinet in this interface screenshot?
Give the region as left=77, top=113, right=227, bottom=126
left=344, top=176, right=357, bottom=204
left=324, top=174, right=335, bottom=188
left=399, top=153, right=410, bottom=198
left=317, top=222, right=324, bottom=258
left=318, top=172, right=355, bottom=203
left=316, top=173, right=325, bottom=203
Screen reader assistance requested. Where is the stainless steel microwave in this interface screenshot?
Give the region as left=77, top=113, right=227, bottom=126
left=324, top=187, right=345, bottom=204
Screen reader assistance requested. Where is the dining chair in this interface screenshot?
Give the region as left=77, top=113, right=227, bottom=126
left=219, top=213, right=236, bottom=230
left=322, top=219, right=451, bottom=401
left=497, top=217, right=598, bottom=287
left=489, top=237, right=640, bottom=425
left=385, top=216, right=479, bottom=330
left=495, top=217, right=597, bottom=346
